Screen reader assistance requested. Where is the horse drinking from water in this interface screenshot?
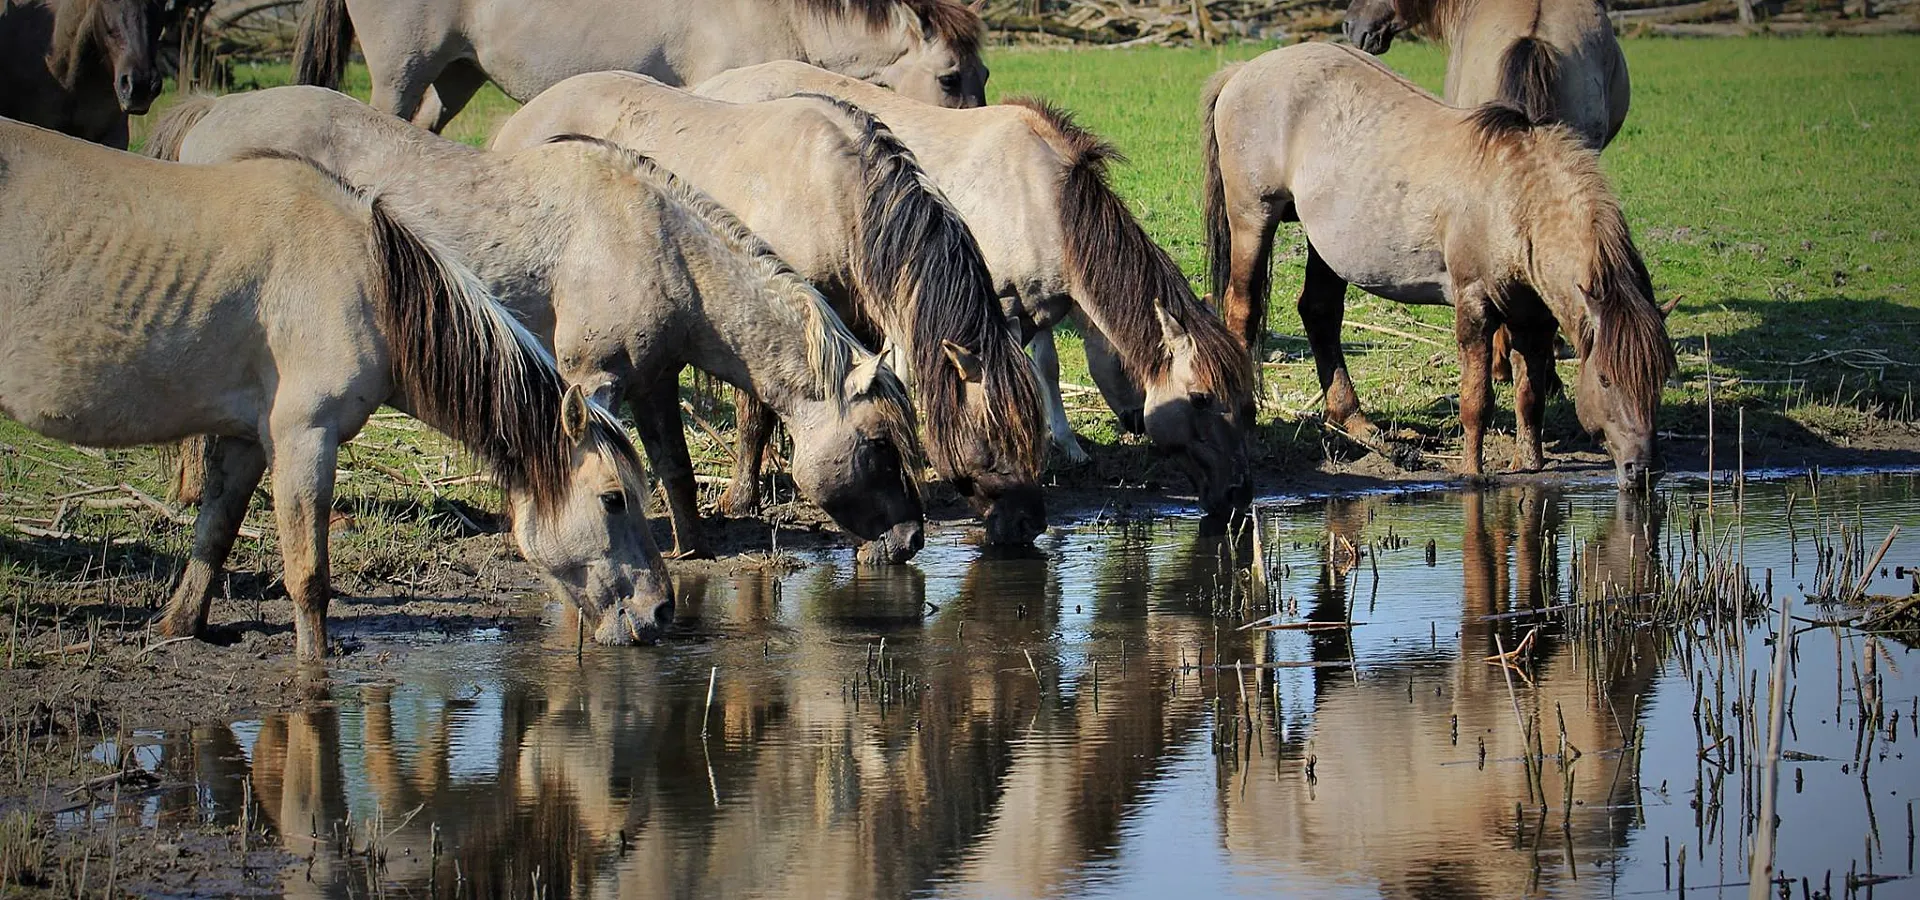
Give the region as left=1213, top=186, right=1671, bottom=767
left=292, top=0, right=987, bottom=133
left=0, top=0, right=164, bottom=147
left=491, top=73, right=1046, bottom=545
left=1203, top=43, right=1673, bottom=487
left=0, top=118, right=671, bottom=659
left=697, top=61, right=1255, bottom=517
left=149, top=87, right=927, bottom=564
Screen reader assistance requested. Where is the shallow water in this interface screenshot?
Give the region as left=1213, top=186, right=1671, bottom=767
left=92, top=473, right=1920, bottom=898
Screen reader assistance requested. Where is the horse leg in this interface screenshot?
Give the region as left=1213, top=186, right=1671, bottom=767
left=628, top=379, right=712, bottom=560
left=419, top=60, right=488, bottom=134
left=1506, top=321, right=1557, bottom=473
left=1027, top=328, right=1089, bottom=465
left=1490, top=325, right=1514, bottom=384
left=160, top=436, right=267, bottom=640
left=716, top=388, right=775, bottom=518
left=266, top=422, right=341, bottom=662
left=1298, top=242, right=1375, bottom=438
left=365, top=52, right=435, bottom=124
left=1224, top=211, right=1279, bottom=351
left=1451, top=286, right=1499, bottom=477
left=1077, top=309, right=1145, bottom=435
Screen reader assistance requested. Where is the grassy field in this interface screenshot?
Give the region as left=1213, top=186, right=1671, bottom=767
left=5, top=37, right=1917, bottom=607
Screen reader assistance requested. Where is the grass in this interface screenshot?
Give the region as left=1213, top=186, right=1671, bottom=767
left=6, top=37, right=1916, bottom=601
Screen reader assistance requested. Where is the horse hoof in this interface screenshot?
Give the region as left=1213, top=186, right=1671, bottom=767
left=1055, top=441, right=1092, bottom=467
left=714, top=490, right=758, bottom=518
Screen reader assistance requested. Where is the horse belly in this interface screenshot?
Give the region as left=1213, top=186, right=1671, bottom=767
left=1301, top=210, right=1448, bottom=305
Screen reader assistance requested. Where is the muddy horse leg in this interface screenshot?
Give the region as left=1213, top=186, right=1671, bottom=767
left=629, top=378, right=712, bottom=560
left=418, top=60, right=488, bottom=134
left=1491, top=325, right=1514, bottom=384
left=1297, top=242, right=1374, bottom=438
left=160, top=436, right=267, bottom=640
left=716, top=387, right=775, bottom=518
left=1223, top=212, right=1279, bottom=352
left=1506, top=321, right=1558, bottom=472
left=1451, top=286, right=1499, bottom=477
left=267, top=421, right=340, bottom=662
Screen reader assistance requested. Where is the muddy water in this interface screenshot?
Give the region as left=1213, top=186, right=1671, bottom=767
left=93, top=473, right=1920, bottom=898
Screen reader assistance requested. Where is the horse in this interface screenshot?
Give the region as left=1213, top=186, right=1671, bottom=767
left=1342, top=0, right=1632, bottom=385
left=0, top=0, right=165, bottom=148
left=148, top=87, right=928, bottom=564
left=490, top=73, right=1048, bottom=545
left=0, top=117, right=671, bottom=660
left=1343, top=0, right=1628, bottom=151
left=1202, top=43, right=1673, bottom=488
left=291, top=0, right=988, bottom=134
left=696, top=61, right=1255, bottom=518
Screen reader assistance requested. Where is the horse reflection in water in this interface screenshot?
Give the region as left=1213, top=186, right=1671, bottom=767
left=143, top=487, right=1672, bottom=898
left=1217, top=485, right=1667, bottom=898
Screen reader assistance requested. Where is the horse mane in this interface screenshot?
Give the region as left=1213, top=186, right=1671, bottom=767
left=1482, top=109, right=1674, bottom=409
left=539, top=134, right=922, bottom=451
left=143, top=94, right=217, bottom=161
left=47, top=0, right=107, bottom=88
left=1007, top=96, right=1252, bottom=408
left=367, top=197, right=642, bottom=515
left=795, top=92, right=1044, bottom=480
left=1392, top=0, right=1473, bottom=34
left=791, top=0, right=983, bottom=56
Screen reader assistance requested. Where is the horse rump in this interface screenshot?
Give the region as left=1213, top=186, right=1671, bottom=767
left=294, top=0, right=354, bottom=89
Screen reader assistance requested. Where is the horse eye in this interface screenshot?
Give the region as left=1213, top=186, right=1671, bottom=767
left=1598, top=374, right=1614, bottom=390
left=938, top=73, right=962, bottom=90
left=600, top=491, right=627, bottom=515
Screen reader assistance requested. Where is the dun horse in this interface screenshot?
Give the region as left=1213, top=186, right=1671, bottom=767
left=0, top=0, right=165, bottom=147
left=491, top=73, right=1047, bottom=544
left=697, top=61, right=1255, bottom=516
left=0, top=118, right=670, bottom=659
left=1203, top=43, right=1673, bottom=487
left=150, top=87, right=928, bottom=563
left=292, top=0, right=988, bottom=133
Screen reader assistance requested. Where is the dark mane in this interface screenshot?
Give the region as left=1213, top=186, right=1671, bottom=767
left=792, top=0, right=983, bottom=57
left=1467, top=101, right=1538, bottom=147
left=1392, top=0, right=1473, bottom=33
left=1008, top=96, right=1252, bottom=409
left=797, top=93, right=1044, bottom=481
left=367, top=198, right=642, bottom=514
left=1581, top=210, right=1675, bottom=411
left=230, top=146, right=363, bottom=195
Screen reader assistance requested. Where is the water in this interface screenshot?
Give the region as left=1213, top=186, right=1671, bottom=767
left=93, top=473, right=1920, bottom=898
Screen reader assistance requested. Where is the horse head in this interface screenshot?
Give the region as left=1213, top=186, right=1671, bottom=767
left=790, top=355, right=927, bottom=565
left=874, top=0, right=988, bottom=108
left=89, top=0, right=166, bottom=114
left=507, top=384, right=676, bottom=645
left=1343, top=0, right=1410, bottom=55
left=1142, top=299, right=1254, bottom=520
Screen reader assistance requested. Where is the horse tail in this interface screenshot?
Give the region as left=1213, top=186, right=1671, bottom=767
left=1202, top=63, right=1241, bottom=310
left=143, top=95, right=216, bottom=160
left=795, top=92, right=1046, bottom=481
left=294, top=0, right=354, bottom=89
left=1497, top=36, right=1561, bottom=127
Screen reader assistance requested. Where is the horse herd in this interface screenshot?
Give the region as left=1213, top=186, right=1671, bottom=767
left=0, top=0, right=1676, bottom=663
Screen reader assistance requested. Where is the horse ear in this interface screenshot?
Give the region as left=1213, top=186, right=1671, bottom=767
left=1659, top=295, right=1681, bottom=319
left=561, top=383, right=591, bottom=443
left=968, top=0, right=986, bottom=11
left=1154, top=298, right=1194, bottom=357
left=847, top=354, right=886, bottom=398
left=941, top=339, right=983, bottom=383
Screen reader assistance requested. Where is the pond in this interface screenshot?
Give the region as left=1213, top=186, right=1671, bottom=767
left=86, top=472, right=1920, bottom=898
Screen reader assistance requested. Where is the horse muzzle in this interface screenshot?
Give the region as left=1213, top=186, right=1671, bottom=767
left=857, top=520, right=925, bottom=566
left=1344, top=20, right=1400, bottom=55
left=115, top=71, right=162, bottom=115
left=980, top=486, right=1047, bottom=547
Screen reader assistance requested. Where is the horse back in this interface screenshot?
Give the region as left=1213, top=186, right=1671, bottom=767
left=1449, top=0, right=1625, bottom=148
left=0, top=123, right=383, bottom=445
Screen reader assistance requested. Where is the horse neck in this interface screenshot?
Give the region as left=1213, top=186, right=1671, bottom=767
left=789, top=5, right=909, bottom=77
left=668, top=216, right=849, bottom=419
